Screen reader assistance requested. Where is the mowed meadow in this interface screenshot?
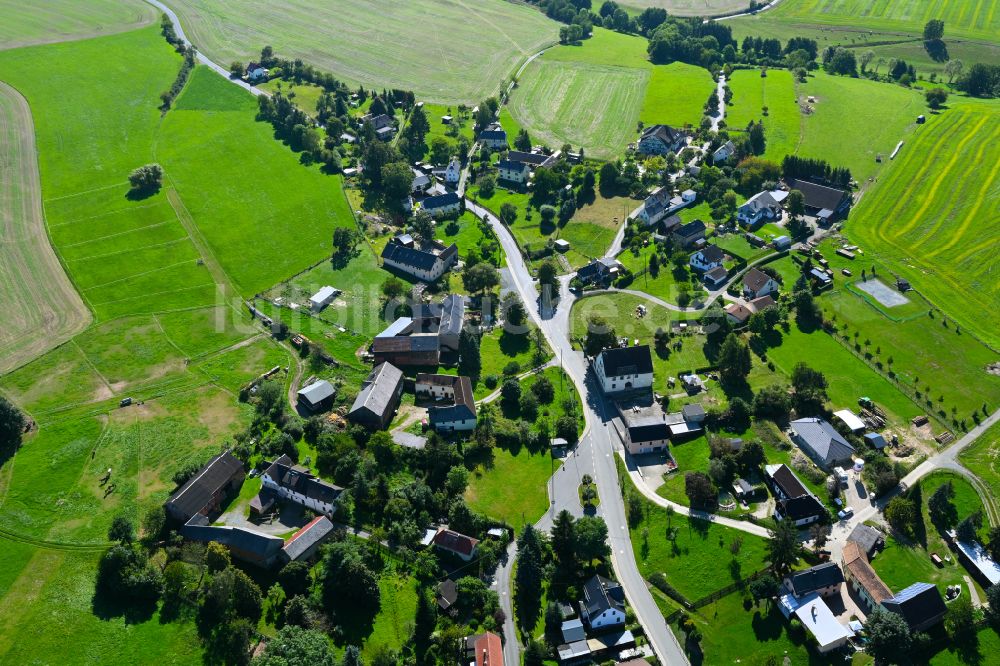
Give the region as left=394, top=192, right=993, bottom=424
left=848, top=100, right=1000, bottom=348
left=507, top=28, right=714, bottom=157
left=0, top=0, right=155, bottom=50
left=166, top=0, right=558, bottom=104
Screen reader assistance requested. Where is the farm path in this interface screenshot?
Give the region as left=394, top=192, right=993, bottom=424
left=0, top=81, right=91, bottom=374
left=715, top=0, right=787, bottom=21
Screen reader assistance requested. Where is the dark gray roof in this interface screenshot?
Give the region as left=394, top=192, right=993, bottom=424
left=743, top=268, right=772, bottom=293
left=372, top=333, right=440, bottom=354
left=640, top=124, right=683, bottom=145
left=619, top=402, right=669, bottom=443
left=264, top=455, right=342, bottom=505
left=478, top=129, right=507, bottom=140
left=787, top=562, right=844, bottom=596
left=298, top=380, right=334, bottom=405
left=439, top=294, right=465, bottom=336
left=423, top=192, right=460, bottom=209
left=697, top=244, right=724, bottom=264
left=282, top=516, right=335, bottom=560
left=167, top=451, right=244, bottom=518
left=497, top=159, right=529, bottom=172
left=436, top=579, right=458, bottom=610
left=215, top=526, right=284, bottom=559
left=428, top=375, right=476, bottom=424
left=785, top=179, right=850, bottom=212
left=882, top=582, right=947, bottom=630
left=682, top=404, right=705, bottom=421
left=778, top=494, right=826, bottom=521
left=765, top=464, right=810, bottom=499
left=583, top=575, right=625, bottom=618
left=848, top=524, right=885, bottom=554
left=598, top=345, right=653, bottom=376
left=705, top=265, right=728, bottom=281
left=382, top=241, right=442, bottom=271
left=674, top=219, right=706, bottom=237
left=507, top=150, right=550, bottom=165
left=791, top=418, right=855, bottom=465
left=350, top=362, right=404, bottom=420
left=412, top=173, right=431, bottom=189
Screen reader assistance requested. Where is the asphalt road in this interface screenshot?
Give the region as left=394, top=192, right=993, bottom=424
left=469, top=200, right=691, bottom=665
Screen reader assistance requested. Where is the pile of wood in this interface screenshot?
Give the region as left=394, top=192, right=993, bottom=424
left=860, top=408, right=886, bottom=429
left=935, top=431, right=955, bottom=445
left=911, top=415, right=929, bottom=427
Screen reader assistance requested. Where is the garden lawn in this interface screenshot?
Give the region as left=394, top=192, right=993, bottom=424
left=160, top=66, right=356, bottom=296
left=166, top=0, right=558, bottom=104
left=622, top=459, right=771, bottom=600
left=0, top=0, right=155, bottom=49
left=847, top=99, right=1000, bottom=349
left=477, top=327, right=550, bottom=390
left=350, top=572, right=419, bottom=663
left=656, top=434, right=711, bottom=505
left=617, top=244, right=691, bottom=304
left=557, top=193, right=631, bottom=268
left=725, top=68, right=800, bottom=164
left=436, top=211, right=502, bottom=266
left=420, top=103, right=476, bottom=163
left=257, top=79, right=325, bottom=115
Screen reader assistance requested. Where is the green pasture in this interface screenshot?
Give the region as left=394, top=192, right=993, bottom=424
left=160, top=66, right=356, bottom=296
left=726, top=68, right=800, bottom=164
left=192, top=337, right=291, bottom=393
left=257, top=79, right=326, bottom=115
left=0, top=0, right=155, bottom=50
left=848, top=100, right=1000, bottom=349
left=508, top=29, right=713, bottom=157
left=166, top=0, right=558, bottom=104
left=619, top=0, right=748, bottom=15
left=959, top=422, right=1000, bottom=502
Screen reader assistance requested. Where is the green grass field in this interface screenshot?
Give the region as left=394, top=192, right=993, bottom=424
left=166, top=0, right=558, bottom=104
left=508, top=29, right=714, bottom=157
left=847, top=100, right=1000, bottom=348
left=621, top=0, right=748, bottom=15
left=726, top=68, right=800, bottom=164
left=959, top=422, right=1000, bottom=501
left=0, top=0, right=155, bottom=50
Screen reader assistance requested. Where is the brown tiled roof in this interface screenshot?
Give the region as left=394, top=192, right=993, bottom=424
left=433, top=528, right=479, bottom=556
left=843, top=541, right=892, bottom=603
left=744, top=268, right=771, bottom=293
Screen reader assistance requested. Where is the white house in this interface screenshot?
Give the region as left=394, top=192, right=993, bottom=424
left=712, top=140, right=736, bottom=164
left=260, top=455, right=342, bottom=516
left=497, top=159, right=530, bottom=184
left=580, top=576, right=626, bottom=630
left=416, top=374, right=477, bottom=432
left=431, top=528, right=479, bottom=561
left=737, top=190, right=784, bottom=226
left=245, top=62, right=268, bottom=81
left=444, top=157, right=461, bottom=184
left=594, top=345, right=654, bottom=395
left=636, top=124, right=686, bottom=155
left=619, top=401, right=670, bottom=455
left=478, top=127, right=507, bottom=149
left=381, top=236, right=458, bottom=282
left=309, top=286, right=338, bottom=312
left=421, top=192, right=461, bottom=217
left=742, top=267, right=779, bottom=299
left=637, top=187, right=697, bottom=226
left=689, top=245, right=725, bottom=272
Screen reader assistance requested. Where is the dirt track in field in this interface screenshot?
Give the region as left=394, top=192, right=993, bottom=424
left=0, top=81, right=91, bottom=374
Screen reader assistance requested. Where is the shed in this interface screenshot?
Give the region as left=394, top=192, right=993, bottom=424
left=833, top=409, right=865, bottom=433
left=297, top=380, right=335, bottom=412
left=553, top=238, right=571, bottom=252
left=865, top=432, right=887, bottom=449
left=772, top=235, right=792, bottom=250
left=309, top=286, right=338, bottom=311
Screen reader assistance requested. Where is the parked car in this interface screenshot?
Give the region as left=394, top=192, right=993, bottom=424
left=838, top=507, right=854, bottom=520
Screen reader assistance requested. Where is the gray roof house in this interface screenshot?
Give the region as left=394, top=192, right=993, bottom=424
left=672, top=219, right=706, bottom=248
left=381, top=236, right=458, bottom=282
left=737, top=190, right=784, bottom=226
left=848, top=524, right=885, bottom=557
left=165, top=451, right=245, bottom=522
left=580, top=575, right=626, bottom=630
left=297, top=379, right=335, bottom=412
left=882, top=582, right=947, bottom=632
left=784, top=562, right=844, bottom=598
left=790, top=417, right=856, bottom=469
left=280, top=515, right=335, bottom=563
left=637, top=124, right=686, bottom=155
left=348, top=362, right=405, bottom=430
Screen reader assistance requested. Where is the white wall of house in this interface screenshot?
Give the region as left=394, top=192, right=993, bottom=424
left=417, top=383, right=456, bottom=399
left=690, top=251, right=722, bottom=272
left=499, top=165, right=527, bottom=183
left=626, top=438, right=669, bottom=455
left=383, top=256, right=447, bottom=282
left=261, top=474, right=334, bottom=515
left=586, top=607, right=626, bottom=629
left=433, top=417, right=476, bottom=432
left=445, top=160, right=461, bottom=183
left=424, top=202, right=461, bottom=217
left=744, top=277, right=779, bottom=299
left=594, top=357, right=653, bottom=394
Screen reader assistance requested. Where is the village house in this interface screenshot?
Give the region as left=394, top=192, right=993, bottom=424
left=742, top=267, right=780, bottom=299
left=671, top=219, right=706, bottom=248
left=841, top=541, right=893, bottom=613
left=594, top=345, right=654, bottom=395
left=348, top=362, right=405, bottom=430
left=411, top=293, right=465, bottom=352
left=436, top=578, right=458, bottom=613
left=785, top=179, right=851, bottom=223
left=636, top=187, right=696, bottom=227
left=689, top=245, right=724, bottom=272
left=478, top=127, right=508, bottom=149
left=433, top=527, right=479, bottom=561
left=416, top=374, right=477, bottom=431
left=580, top=575, right=626, bottom=630
left=778, top=592, right=854, bottom=654
left=444, top=157, right=462, bottom=184
left=497, top=159, right=530, bottom=184
left=165, top=451, right=246, bottom=523
left=575, top=257, right=624, bottom=287
left=618, top=401, right=670, bottom=455
left=784, top=562, right=844, bottom=598
left=421, top=191, right=462, bottom=217
left=381, top=234, right=458, bottom=282
left=411, top=171, right=432, bottom=194
left=636, top=124, right=686, bottom=155
left=712, top=140, right=736, bottom=164
left=258, top=454, right=342, bottom=517
left=847, top=524, right=885, bottom=558
left=789, top=417, right=856, bottom=469
left=507, top=149, right=559, bottom=169
left=244, top=61, right=268, bottom=81
left=950, top=535, right=1000, bottom=589
left=737, top=190, right=786, bottom=227
left=703, top=265, right=728, bottom=289
left=280, top=516, right=336, bottom=564
left=765, top=463, right=826, bottom=526
left=726, top=294, right=777, bottom=325
left=297, top=379, right=335, bottom=413
left=462, top=631, right=504, bottom=666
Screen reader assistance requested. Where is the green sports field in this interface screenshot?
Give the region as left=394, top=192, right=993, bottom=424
left=166, top=0, right=558, bottom=104
left=507, top=29, right=714, bottom=157
left=0, top=0, right=155, bottom=50
left=848, top=100, right=1000, bottom=348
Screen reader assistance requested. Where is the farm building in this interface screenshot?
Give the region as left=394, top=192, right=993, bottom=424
left=672, top=219, right=706, bottom=248
left=259, top=454, right=342, bottom=517
left=165, top=451, right=246, bottom=523
left=416, top=374, right=477, bottom=432
left=372, top=318, right=441, bottom=367
left=882, top=582, right=947, bottom=632
left=617, top=400, right=670, bottom=455
left=181, top=522, right=284, bottom=568
left=833, top=409, right=866, bottom=433
left=841, top=541, right=893, bottom=612
left=848, top=524, right=885, bottom=557
left=951, top=537, right=1000, bottom=589
left=594, top=345, right=654, bottom=395
left=636, top=124, right=686, bottom=155
left=772, top=235, right=792, bottom=251
left=553, top=238, right=571, bottom=252
left=381, top=235, right=458, bottom=281
left=280, top=516, right=335, bottom=563
left=348, top=362, right=405, bottom=430
left=789, top=417, right=855, bottom=469
left=785, top=179, right=851, bottom=222
left=778, top=593, right=853, bottom=654
left=309, top=285, right=338, bottom=311
left=297, top=379, right=335, bottom=412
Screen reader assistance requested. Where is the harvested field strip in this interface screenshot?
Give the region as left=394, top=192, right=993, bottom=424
left=0, top=81, right=90, bottom=374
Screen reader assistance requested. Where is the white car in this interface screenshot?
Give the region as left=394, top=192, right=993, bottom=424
left=838, top=507, right=854, bottom=520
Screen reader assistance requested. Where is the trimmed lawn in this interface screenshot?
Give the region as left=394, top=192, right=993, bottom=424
left=617, top=243, right=694, bottom=305
left=725, top=68, right=800, bottom=164
left=0, top=0, right=156, bottom=49
left=656, top=434, right=711, bottom=505
left=478, top=327, right=550, bottom=390
left=466, top=444, right=558, bottom=529
left=257, top=79, right=325, bottom=114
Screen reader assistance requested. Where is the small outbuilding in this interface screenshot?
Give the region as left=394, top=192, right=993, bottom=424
left=297, top=380, right=335, bottom=412
left=309, top=286, right=339, bottom=312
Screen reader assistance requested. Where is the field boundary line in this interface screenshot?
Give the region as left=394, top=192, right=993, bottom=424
left=89, top=282, right=215, bottom=308
left=151, top=313, right=191, bottom=360
left=68, top=236, right=189, bottom=263
left=58, top=220, right=178, bottom=249
left=47, top=202, right=165, bottom=228
left=42, top=181, right=129, bottom=203
left=81, top=258, right=201, bottom=292
left=69, top=338, right=115, bottom=400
